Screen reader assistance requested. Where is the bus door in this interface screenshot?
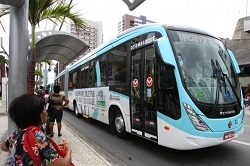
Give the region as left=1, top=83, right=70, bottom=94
left=131, top=45, right=157, bottom=140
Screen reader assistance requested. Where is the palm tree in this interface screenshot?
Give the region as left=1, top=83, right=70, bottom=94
left=35, top=69, right=43, bottom=80
left=34, top=60, right=52, bottom=87
left=0, top=51, right=9, bottom=65
left=27, top=0, right=85, bottom=94
left=35, top=68, right=43, bottom=90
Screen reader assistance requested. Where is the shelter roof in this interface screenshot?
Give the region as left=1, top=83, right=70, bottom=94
left=33, top=30, right=89, bottom=65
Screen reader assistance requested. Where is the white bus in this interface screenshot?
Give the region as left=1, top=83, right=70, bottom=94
left=54, top=24, right=244, bottom=150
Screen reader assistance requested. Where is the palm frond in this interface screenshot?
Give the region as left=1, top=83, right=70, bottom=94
left=43, top=59, right=52, bottom=66
left=0, top=55, right=9, bottom=65
left=35, top=69, right=43, bottom=78
left=0, top=51, right=9, bottom=65
left=29, top=0, right=85, bottom=33
left=0, top=7, right=10, bottom=17
left=29, top=0, right=56, bottom=26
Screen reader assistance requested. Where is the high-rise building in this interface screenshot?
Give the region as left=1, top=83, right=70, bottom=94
left=118, top=14, right=155, bottom=34
left=70, top=20, right=103, bottom=60
left=56, top=20, right=103, bottom=76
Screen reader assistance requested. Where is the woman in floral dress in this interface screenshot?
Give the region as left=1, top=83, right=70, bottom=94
left=1, top=94, right=72, bottom=166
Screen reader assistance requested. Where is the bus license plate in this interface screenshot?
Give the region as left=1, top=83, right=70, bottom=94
left=223, top=131, right=235, bottom=140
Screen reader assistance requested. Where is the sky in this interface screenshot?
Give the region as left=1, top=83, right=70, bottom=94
left=72, top=0, right=250, bottom=42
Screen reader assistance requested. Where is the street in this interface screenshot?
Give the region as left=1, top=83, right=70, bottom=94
left=62, top=109, right=250, bottom=166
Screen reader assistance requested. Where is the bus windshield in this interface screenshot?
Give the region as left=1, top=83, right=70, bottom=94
left=168, top=30, right=240, bottom=105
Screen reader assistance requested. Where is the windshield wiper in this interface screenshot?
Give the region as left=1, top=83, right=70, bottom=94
left=223, top=73, right=242, bottom=109
left=211, top=60, right=221, bottom=112
left=211, top=60, right=241, bottom=111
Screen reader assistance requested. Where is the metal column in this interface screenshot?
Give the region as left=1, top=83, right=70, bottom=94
left=7, top=0, right=29, bottom=134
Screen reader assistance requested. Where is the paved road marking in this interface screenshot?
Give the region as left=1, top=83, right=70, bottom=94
left=232, top=140, right=250, bottom=146
left=230, top=125, right=250, bottom=146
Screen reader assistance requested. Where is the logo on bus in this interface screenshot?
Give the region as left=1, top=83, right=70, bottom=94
left=109, top=94, right=120, bottom=101
left=146, top=77, right=153, bottom=87
left=133, top=79, right=138, bottom=87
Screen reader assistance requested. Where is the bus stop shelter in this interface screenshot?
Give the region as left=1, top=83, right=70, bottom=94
left=34, top=30, right=89, bottom=65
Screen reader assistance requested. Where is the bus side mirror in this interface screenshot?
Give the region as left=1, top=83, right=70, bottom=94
left=155, top=37, right=176, bottom=67
left=227, top=49, right=240, bottom=74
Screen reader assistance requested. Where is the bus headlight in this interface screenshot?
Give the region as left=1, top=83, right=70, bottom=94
left=183, top=103, right=210, bottom=131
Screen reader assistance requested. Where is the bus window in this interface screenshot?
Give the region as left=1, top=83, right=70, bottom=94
left=108, top=44, right=128, bottom=85
left=99, top=54, right=107, bottom=86
left=59, top=76, right=64, bottom=91
left=69, top=70, right=78, bottom=89
left=157, top=65, right=181, bottom=120
left=73, top=71, right=78, bottom=88
left=89, top=61, right=96, bottom=87
left=80, top=64, right=89, bottom=88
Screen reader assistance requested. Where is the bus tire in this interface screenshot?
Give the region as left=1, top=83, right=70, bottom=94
left=113, top=110, right=129, bottom=139
left=74, top=103, right=82, bottom=118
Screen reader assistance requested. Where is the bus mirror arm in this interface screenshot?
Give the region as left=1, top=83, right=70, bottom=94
left=154, top=38, right=175, bottom=67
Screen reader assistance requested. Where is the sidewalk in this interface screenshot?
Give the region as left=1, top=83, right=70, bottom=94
left=0, top=101, right=112, bottom=166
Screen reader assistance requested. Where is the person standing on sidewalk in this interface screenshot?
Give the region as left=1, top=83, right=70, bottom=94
left=244, top=83, right=250, bottom=108
left=37, top=85, right=46, bottom=97
left=48, top=85, right=69, bottom=137
left=0, top=94, right=72, bottom=166
left=44, top=89, right=50, bottom=100
left=44, top=89, right=51, bottom=134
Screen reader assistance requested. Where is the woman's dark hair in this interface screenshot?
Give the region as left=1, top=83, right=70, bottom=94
left=53, top=85, right=60, bottom=93
left=8, top=94, right=45, bottom=129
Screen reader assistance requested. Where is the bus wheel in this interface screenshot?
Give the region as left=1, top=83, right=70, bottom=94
left=114, top=110, right=128, bottom=139
left=74, top=103, right=81, bottom=118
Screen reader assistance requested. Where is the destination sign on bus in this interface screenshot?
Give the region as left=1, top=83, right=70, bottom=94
left=177, top=32, right=219, bottom=47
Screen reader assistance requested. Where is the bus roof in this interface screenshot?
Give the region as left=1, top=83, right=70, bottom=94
left=115, top=23, right=219, bottom=40
left=163, top=24, right=219, bottom=39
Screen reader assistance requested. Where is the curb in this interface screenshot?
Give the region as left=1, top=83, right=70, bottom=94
left=62, top=120, right=112, bottom=166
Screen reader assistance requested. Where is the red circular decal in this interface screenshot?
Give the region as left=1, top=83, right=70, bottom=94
left=146, top=77, right=153, bottom=87
left=133, top=79, right=138, bottom=87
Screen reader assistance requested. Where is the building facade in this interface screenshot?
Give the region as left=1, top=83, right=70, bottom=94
left=55, top=20, right=103, bottom=76
left=70, top=20, right=103, bottom=59
left=118, top=14, right=155, bottom=33
left=223, top=16, right=250, bottom=89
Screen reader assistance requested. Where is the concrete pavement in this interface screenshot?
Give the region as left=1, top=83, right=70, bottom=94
left=0, top=101, right=112, bottom=166
left=244, top=104, right=250, bottom=116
